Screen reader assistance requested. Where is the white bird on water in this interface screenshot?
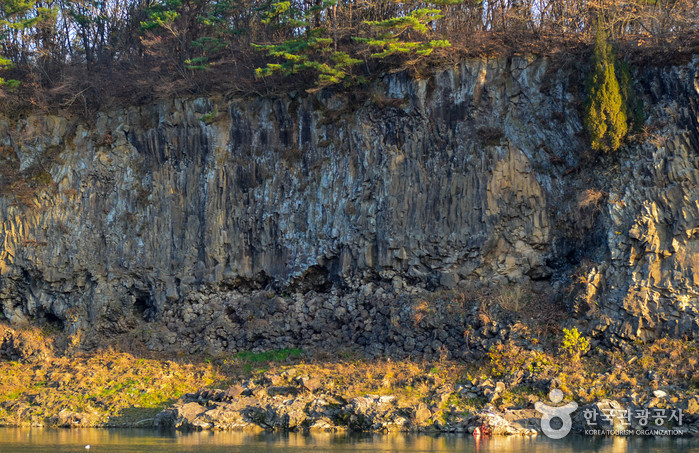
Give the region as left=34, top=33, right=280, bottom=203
left=85, top=445, right=90, bottom=450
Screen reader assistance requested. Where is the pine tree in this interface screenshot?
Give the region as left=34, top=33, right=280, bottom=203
left=253, top=1, right=362, bottom=92
left=583, top=25, right=628, bottom=152
left=356, top=5, right=452, bottom=59
left=0, top=0, right=56, bottom=88
left=186, top=0, right=243, bottom=70
left=0, top=56, right=16, bottom=88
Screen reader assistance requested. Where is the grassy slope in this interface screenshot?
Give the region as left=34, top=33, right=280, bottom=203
left=1, top=321, right=697, bottom=428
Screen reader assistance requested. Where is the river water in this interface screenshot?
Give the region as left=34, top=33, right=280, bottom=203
left=1, top=429, right=699, bottom=452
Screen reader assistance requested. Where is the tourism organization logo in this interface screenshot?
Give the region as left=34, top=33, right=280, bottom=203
left=535, top=389, right=686, bottom=439
left=535, top=389, right=578, bottom=439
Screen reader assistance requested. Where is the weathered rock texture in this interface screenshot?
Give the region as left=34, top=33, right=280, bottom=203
left=152, top=373, right=698, bottom=434
left=0, top=55, right=697, bottom=351
left=153, top=377, right=541, bottom=434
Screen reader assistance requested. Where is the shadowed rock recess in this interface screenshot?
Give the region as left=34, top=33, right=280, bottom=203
left=0, top=56, right=697, bottom=356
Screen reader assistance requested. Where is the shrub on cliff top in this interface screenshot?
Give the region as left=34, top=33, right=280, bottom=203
left=583, top=25, right=628, bottom=152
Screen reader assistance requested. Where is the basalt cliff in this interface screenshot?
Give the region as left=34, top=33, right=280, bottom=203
left=0, top=55, right=697, bottom=357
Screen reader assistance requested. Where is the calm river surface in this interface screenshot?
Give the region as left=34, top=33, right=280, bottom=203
left=1, top=428, right=699, bottom=452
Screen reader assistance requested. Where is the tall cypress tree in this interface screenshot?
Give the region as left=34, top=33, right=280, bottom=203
left=583, top=25, right=628, bottom=152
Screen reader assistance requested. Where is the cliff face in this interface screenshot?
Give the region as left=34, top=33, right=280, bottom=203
left=0, top=55, right=697, bottom=352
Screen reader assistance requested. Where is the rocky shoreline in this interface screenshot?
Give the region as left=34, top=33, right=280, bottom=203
left=1, top=321, right=698, bottom=438
left=153, top=369, right=699, bottom=437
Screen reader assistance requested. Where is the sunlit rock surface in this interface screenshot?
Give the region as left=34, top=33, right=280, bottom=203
left=0, top=55, right=697, bottom=351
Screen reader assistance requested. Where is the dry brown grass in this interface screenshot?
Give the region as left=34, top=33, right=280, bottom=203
left=244, top=358, right=466, bottom=407
left=634, top=338, right=699, bottom=382
left=0, top=325, right=222, bottom=427
left=410, top=290, right=470, bottom=328
left=578, top=188, right=606, bottom=209
left=479, top=333, right=699, bottom=408
left=412, top=300, right=430, bottom=326
left=494, top=285, right=530, bottom=313
left=1, top=321, right=473, bottom=427
left=2, top=315, right=698, bottom=428
left=0, top=324, right=54, bottom=362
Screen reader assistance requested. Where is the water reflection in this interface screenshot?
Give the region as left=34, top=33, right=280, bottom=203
left=1, top=428, right=698, bottom=452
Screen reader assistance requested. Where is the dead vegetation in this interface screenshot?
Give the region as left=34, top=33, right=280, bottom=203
left=1, top=294, right=698, bottom=428
left=578, top=188, right=606, bottom=210
left=0, top=324, right=221, bottom=427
